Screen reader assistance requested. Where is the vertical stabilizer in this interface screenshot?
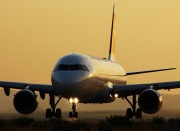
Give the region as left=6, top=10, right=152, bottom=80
left=108, top=4, right=116, bottom=62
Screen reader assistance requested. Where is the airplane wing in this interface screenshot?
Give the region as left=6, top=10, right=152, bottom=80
left=113, top=81, right=180, bottom=97
left=126, top=68, right=176, bottom=76
left=0, top=81, right=56, bottom=96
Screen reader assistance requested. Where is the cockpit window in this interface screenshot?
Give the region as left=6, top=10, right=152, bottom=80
left=54, top=64, right=89, bottom=72
left=79, top=65, right=89, bottom=71
left=69, top=64, right=79, bottom=70
left=59, top=64, right=69, bottom=70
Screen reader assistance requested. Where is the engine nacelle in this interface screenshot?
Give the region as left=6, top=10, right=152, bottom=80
left=138, top=89, right=163, bottom=114
left=13, top=90, right=38, bottom=114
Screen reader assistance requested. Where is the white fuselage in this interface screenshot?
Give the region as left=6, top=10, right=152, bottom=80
left=51, top=53, right=127, bottom=103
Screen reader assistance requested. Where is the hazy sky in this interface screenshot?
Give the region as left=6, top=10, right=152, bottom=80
left=1, top=0, right=180, bottom=97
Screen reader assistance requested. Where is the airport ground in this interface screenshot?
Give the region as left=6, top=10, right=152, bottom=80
left=0, top=110, right=180, bottom=131
left=0, top=94, right=180, bottom=130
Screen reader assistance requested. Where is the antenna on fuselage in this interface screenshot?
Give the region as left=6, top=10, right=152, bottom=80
left=108, top=4, right=116, bottom=62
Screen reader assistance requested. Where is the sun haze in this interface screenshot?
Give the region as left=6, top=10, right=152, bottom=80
left=0, top=0, right=180, bottom=96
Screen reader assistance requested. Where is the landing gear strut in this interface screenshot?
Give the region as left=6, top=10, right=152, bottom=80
left=46, top=94, right=62, bottom=118
left=69, top=98, right=78, bottom=118
left=124, top=94, right=142, bottom=119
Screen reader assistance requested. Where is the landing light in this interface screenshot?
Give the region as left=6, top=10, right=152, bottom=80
left=74, top=98, right=79, bottom=103
left=69, top=98, right=79, bottom=104
left=69, top=98, right=73, bottom=103
left=114, top=94, right=118, bottom=98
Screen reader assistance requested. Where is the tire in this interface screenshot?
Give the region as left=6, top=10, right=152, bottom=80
left=126, top=108, right=133, bottom=118
left=46, top=108, right=52, bottom=118
left=75, top=112, right=78, bottom=118
left=55, top=108, right=62, bottom=118
left=69, top=112, right=72, bottom=118
left=136, top=108, right=142, bottom=119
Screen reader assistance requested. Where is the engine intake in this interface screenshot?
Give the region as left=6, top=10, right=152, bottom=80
left=13, top=90, right=38, bottom=114
left=138, top=89, right=163, bottom=114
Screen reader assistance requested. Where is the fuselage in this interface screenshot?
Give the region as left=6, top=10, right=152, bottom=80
left=51, top=53, right=127, bottom=103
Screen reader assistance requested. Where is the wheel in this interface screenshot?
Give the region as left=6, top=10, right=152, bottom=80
left=55, top=108, right=62, bottom=118
left=75, top=112, right=78, bottom=118
left=69, top=112, right=72, bottom=118
left=126, top=108, right=133, bottom=118
left=46, top=108, right=52, bottom=118
left=136, top=108, right=142, bottom=119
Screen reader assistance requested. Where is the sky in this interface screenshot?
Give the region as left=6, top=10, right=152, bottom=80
left=0, top=0, right=180, bottom=112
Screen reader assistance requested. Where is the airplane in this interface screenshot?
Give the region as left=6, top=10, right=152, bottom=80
left=0, top=4, right=180, bottom=119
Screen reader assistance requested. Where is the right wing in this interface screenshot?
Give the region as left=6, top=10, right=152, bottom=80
left=0, top=81, right=57, bottom=96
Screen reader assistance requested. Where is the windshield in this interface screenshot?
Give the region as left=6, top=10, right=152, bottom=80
left=54, top=64, right=89, bottom=72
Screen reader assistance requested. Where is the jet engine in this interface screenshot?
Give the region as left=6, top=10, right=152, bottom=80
left=13, top=89, right=38, bottom=114
left=138, top=89, right=163, bottom=114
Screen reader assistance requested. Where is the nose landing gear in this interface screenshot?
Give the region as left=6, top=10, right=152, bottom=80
left=69, top=98, right=78, bottom=118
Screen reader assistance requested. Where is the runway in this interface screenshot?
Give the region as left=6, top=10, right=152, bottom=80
left=0, top=109, right=179, bottom=121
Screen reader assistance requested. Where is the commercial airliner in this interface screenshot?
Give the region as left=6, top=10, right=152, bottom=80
left=0, top=5, right=180, bottom=119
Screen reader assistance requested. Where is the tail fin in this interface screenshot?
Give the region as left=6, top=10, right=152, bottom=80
left=108, top=4, right=116, bottom=62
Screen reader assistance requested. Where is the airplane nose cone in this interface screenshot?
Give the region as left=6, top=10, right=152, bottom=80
left=51, top=53, right=94, bottom=98
left=52, top=71, right=88, bottom=84
left=51, top=71, right=90, bottom=98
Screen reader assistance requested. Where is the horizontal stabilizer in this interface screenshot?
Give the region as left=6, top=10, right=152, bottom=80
left=126, top=68, right=176, bottom=76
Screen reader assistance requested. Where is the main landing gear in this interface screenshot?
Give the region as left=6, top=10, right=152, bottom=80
left=46, top=94, right=62, bottom=118
left=69, top=98, right=78, bottom=118
left=124, top=94, right=142, bottom=119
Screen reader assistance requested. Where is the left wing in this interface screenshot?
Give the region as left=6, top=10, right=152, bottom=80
left=0, top=81, right=56, bottom=96
left=113, top=81, right=180, bottom=97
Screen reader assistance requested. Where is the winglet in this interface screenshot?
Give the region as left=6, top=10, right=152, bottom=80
left=108, top=4, right=116, bottom=62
